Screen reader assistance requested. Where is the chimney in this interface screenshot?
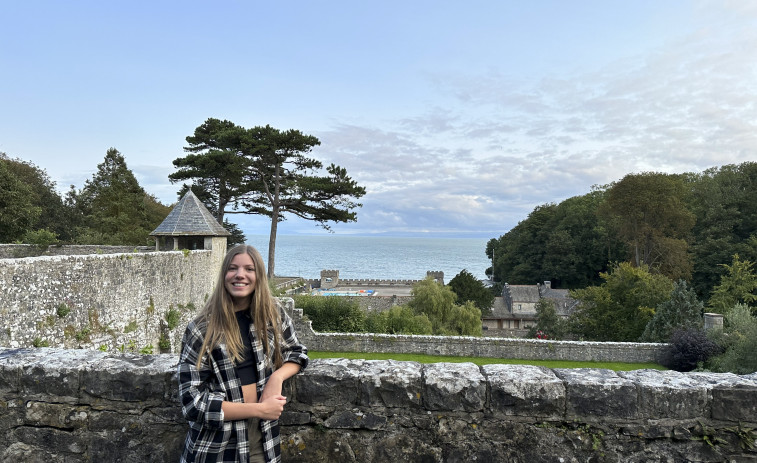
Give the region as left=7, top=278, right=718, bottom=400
left=544, top=281, right=551, bottom=290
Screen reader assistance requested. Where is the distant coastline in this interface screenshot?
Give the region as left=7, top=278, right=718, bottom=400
left=244, top=234, right=492, bottom=281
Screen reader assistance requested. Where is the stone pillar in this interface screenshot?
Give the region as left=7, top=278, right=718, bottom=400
left=704, top=313, right=724, bottom=331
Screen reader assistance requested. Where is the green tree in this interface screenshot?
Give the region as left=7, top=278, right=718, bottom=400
left=531, top=298, right=565, bottom=340
left=370, top=305, right=433, bottom=335
left=0, top=157, right=41, bottom=242
left=599, top=172, right=695, bottom=280
left=568, top=262, right=673, bottom=341
left=408, top=277, right=458, bottom=333
left=488, top=189, right=624, bottom=289
left=707, top=254, right=757, bottom=314
left=74, top=148, right=169, bottom=245
left=3, top=155, right=76, bottom=241
left=448, top=269, right=494, bottom=315
left=170, top=119, right=250, bottom=224
left=707, top=304, right=757, bottom=374
left=447, top=301, right=483, bottom=336
left=172, top=119, right=366, bottom=279
left=242, top=125, right=366, bottom=278
left=408, top=277, right=481, bottom=336
left=640, top=280, right=704, bottom=343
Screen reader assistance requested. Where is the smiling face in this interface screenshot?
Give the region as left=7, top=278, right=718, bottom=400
left=224, top=252, right=257, bottom=310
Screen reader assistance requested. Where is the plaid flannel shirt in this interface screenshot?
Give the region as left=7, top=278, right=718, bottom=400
left=178, top=304, right=308, bottom=463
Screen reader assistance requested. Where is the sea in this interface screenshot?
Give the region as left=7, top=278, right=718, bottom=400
left=243, top=234, right=493, bottom=282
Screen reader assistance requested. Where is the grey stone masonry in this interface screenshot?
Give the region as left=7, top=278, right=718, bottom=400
left=1, top=347, right=756, bottom=462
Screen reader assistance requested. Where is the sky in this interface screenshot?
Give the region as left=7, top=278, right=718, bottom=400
left=2, top=1, right=757, bottom=239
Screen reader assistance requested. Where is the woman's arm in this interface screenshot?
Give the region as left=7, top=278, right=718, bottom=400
left=259, top=361, right=301, bottom=402
left=221, top=394, right=287, bottom=421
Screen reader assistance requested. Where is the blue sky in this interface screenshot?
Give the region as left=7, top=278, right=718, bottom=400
left=2, top=1, right=756, bottom=238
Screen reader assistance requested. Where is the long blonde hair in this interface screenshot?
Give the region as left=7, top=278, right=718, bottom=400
left=195, top=244, right=283, bottom=369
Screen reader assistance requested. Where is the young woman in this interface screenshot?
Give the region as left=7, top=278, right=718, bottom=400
left=178, top=244, right=308, bottom=462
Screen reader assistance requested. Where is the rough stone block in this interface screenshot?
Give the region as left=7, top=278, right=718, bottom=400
left=423, top=362, right=486, bottom=412
left=81, top=353, right=174, bottom=402
left=554, top=368, right=638, bottom=420
left=293, top=358, right=361, bottom=407
left=712, top=382, right=757, bottom=422
left=324, top=410, right=387, bottom=430
left=618, top=369, right=710, bottom=419
left=358, top=359, right=423, bottom=408
left=483, top=364, right=565, bottom=418
left=24, top=401, right=89, bottom=429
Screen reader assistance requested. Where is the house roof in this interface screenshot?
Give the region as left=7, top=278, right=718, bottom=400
left=507, top=285, right=541, bottom=303
left=150, top=190, right=230, bottom=237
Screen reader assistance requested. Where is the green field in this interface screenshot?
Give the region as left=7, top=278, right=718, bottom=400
left=309, top=351, right=666, bottom=371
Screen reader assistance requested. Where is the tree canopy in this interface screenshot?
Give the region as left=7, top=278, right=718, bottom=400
left=448, top=269, right=494, bottom=314
left=171, top=118, right=366, bottom=278
left=568, top=262, right=673, bottom=342
left=71, top=148, right=170, bottom=245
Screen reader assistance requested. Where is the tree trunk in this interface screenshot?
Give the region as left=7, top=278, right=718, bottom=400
left=267, top=207, right=279, bottom=280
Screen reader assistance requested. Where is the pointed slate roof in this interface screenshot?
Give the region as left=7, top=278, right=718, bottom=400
left=150, top=190, right=230, bottom=236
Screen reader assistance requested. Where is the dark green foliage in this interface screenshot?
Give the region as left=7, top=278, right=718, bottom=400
left=223, top=220, right=246, bottom=248
left=641, top=280, right=704, bottom=343
left=689, top=163, right=757, bottom=299
left=370, top=305, right=433, bottom=335
left=448, top=269, right=494, bottom=314
left=72, top=148, right=170, bottom=245
left=599, top=172, right=695, bottom=280
left=294, top=295, right=366, bottom=333
left=663, top=327, right=721, bottom=372
left=530, top=298, right=565, bottom=340
left=0, top=155, right=44, bottom=242
left=707, top=254, right=757, bottom=314
left=707, top=304, right=757, bottom=374
left=568, top=262, right=673, bottom=341
left=488, top=190, right=624, bottom=289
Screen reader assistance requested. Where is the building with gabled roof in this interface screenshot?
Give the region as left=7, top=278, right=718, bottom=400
left=149, top=190, right=229, bottom=253
left=482, top=280, right=577, bottom=337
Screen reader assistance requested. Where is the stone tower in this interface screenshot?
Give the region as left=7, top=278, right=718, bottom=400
left=149, top=190, right=229, bottom=272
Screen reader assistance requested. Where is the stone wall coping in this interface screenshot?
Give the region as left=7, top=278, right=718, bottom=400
left=309, top=331, right=667, bottom=349
left=0, top=249, right=210, bottom=264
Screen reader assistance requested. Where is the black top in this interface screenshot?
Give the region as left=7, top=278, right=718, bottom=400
left=234, top=310, right=258, bottom=385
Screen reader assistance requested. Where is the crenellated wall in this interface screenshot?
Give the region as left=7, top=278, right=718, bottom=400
left=1, top=347, right=755, bottom=462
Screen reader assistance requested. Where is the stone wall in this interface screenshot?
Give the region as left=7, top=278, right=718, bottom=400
left=1, top=347, right=755, bottom=462
left=288, top=304, right=668, bottom=364
left=0, top=249, right=220, bottom=355
left=0, top=244, right=155, bottom=259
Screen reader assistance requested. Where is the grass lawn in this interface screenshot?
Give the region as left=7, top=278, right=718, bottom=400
left=309, top=351, right=666, bottom=371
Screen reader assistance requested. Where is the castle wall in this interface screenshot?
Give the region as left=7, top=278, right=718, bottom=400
left=0, top=250, right=220, bottom=354
left=1, top=346, right=755, bottom=462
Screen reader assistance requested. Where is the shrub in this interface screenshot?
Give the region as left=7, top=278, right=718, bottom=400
left=294, top=295, right=366, bottom=333
left=165, top=307, right=181, bottom=330
left=663, top=327, right=721, bottom=372
left=706, top=304, right=757, bottom=374
left=374, top=305, right=433, bottom=335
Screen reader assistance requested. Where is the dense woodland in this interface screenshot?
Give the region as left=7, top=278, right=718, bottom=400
left=0, top=149, right=174, bottom=246
left=487, top=163, right=757, bottom=300
left=487, top=163, right=757, bottom=373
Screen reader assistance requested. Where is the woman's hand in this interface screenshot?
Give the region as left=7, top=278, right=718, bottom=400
left=257, top=394, right=287, bottom=420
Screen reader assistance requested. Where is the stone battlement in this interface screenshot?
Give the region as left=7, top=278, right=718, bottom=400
left=1, top=347, right=755, bottom=462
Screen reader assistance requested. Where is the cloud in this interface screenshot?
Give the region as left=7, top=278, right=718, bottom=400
left=310, top=8, right=757, bottom=238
